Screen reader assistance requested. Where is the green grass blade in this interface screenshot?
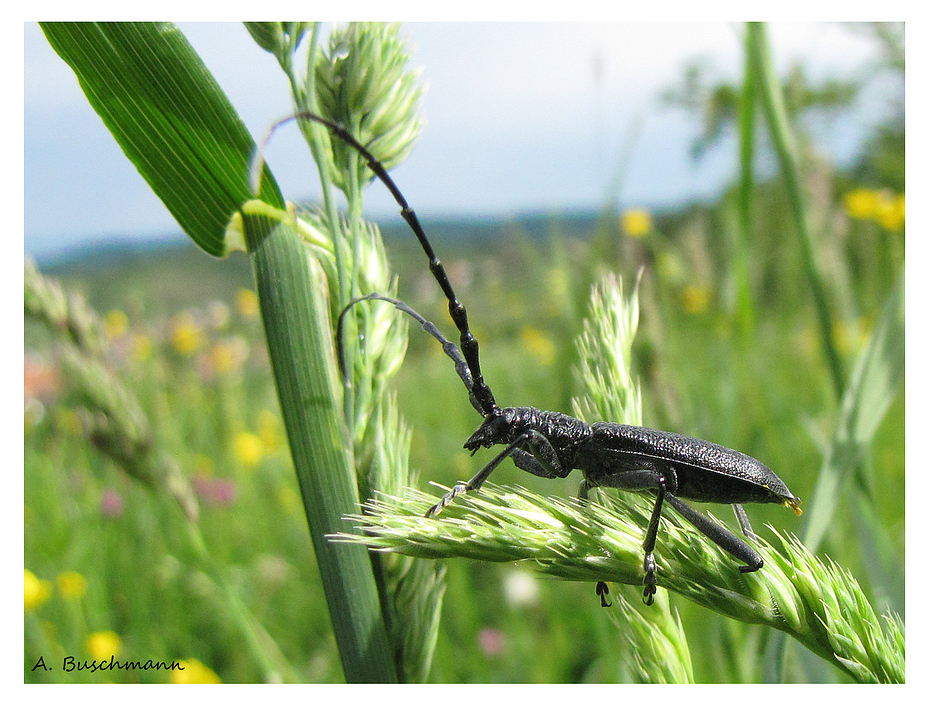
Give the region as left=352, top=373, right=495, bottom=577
left=802, top=268, right=904, bottom=552
left=242, top=202, right=398, bottom=682
left=734, top=38, right=757, bottom=334
left=748, top=22, right=845, bottom=396
left=40, top=22, right=284, bottom=257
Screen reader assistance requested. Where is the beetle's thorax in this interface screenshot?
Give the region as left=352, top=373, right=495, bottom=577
left=464, top=407, right=593, bottom=453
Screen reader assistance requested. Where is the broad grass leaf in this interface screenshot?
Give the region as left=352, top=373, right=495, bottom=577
left=41, top=22, right=284, bottom=257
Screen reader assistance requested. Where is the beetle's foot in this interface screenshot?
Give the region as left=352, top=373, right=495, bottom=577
left=738, top=557, right=763, bottom=574
left=425, top=482, right=469, bottom=518
left=642, top=553, right=657, bottom=606
left=595, top=581, right=612, bottom=608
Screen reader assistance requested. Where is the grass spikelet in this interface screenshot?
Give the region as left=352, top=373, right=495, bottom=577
left=613, top=594, right=694, bottom=683
left=338, top=485, right=902, bottom=681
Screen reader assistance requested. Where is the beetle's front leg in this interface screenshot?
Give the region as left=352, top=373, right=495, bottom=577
left=510, top=448, right=566, bottom=479
left=426, top=430, right=563, bottom=517
left=425, top=482, right=471, bottom=518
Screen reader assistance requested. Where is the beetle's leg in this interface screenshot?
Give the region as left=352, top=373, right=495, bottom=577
left=511, top=448, right=571, bottom=479
left=578, top=478, right=592, bottom=501
left=732, top=503, right=758, bottom=540
left=595, top=581, right=612, bottom=608
left=581, top=466, right=671, bottom=605
left=579, top=479, right=614, bottom=607
left=426, top=430, right=563, bottom=517
left=641, top=478, right=668, bottom=605
left=664, top=494, right=763, bottom=572
left=510, top=445, right=624, bottom=609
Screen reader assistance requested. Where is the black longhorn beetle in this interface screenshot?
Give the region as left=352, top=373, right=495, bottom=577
left=296, top=111, right=803, bottom=606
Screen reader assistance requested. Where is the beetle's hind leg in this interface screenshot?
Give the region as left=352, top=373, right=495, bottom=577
left=664, top=494, right=763, bottom=573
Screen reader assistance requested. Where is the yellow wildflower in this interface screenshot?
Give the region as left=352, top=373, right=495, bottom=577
left=57, top=571, right=87, bottom=599
left=104, top=310, right=129, bottom=339
left=210, top=337, right=248, bottom=375
left=233, top=432, right=265, bottom=467
left=171, top=658, right=222, bottom=684
left=86, top=631, right=122, bottom=661
left=843, top=188, right=905, bottom=231
left=877, top=192, right=905, bottom=231
left=518, top=325, right=556, bottom=367
left=25, top=569, right=52, bottom=611
left=621, top=208, right=654, bottom=238
left=171, top=313, right=205, bottom=355
left=236, top=288, right=260, bottom=319
left=681, top=286, right=712, bottom=314
left=842, top=188, right=881, bottom=220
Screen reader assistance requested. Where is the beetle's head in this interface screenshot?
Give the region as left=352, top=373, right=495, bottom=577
left=463, top=407, right=517, bottom=453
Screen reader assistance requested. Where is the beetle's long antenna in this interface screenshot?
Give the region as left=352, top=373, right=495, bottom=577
left=337, top=294, right=490, bottom=417
left=274, top=111, right=500, bottom=417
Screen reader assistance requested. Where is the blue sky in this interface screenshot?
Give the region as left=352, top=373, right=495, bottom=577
left=24, top=21, right=889, bottom=260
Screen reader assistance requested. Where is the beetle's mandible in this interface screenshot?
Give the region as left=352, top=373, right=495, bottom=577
left=296, top=111, right=802, bottom=606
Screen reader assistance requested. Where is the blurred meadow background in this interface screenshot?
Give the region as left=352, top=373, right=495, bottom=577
left=24, top=22, right=903, bottom=683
